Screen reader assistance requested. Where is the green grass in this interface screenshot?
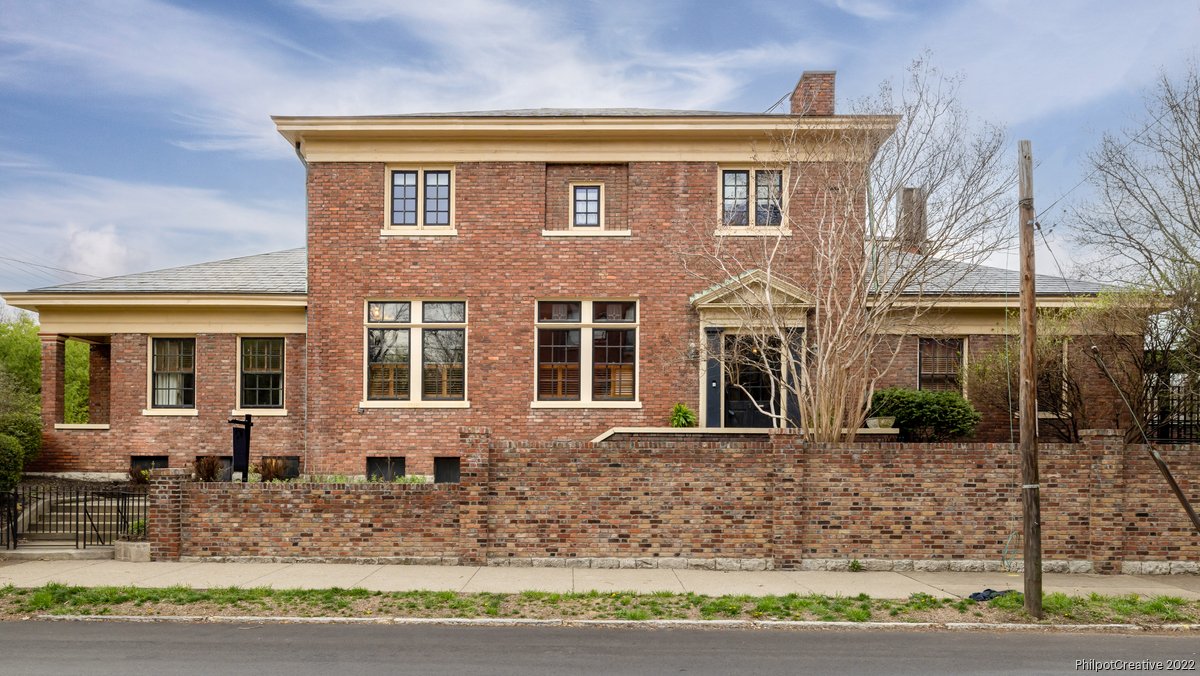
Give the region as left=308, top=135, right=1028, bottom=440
left=0, top=584, right=1194, bottom=625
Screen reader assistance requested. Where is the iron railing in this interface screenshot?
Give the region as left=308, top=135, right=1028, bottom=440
left=2, top=484, right=148, bottom=549
left=1147, top=387, right=1200, bottom=443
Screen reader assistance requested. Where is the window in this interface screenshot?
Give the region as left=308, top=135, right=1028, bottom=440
left=535, top=300, right=637, bottom=406
left=151, top=338, right=195, bottom=408
left=919, top=338, right=963, bottom=393
left=434, top=456, right=461, bottom=484
left=130, top=455, right=169, bottom=472
left=364, top=300, right=467, bottom=406
left=570, top=183, right=604, bottom=229
left=387, top=167, right=454, bottom=231
left=721, top=168, right=784, bottom=228
left=366, top=457, right=405, bottom=481
left=240, top=338, right=284, bottom=408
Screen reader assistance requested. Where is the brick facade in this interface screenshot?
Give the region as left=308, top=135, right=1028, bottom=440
left=149, top=429, right=1199, bottom=572
left=32, top=333, right=306, bottom=473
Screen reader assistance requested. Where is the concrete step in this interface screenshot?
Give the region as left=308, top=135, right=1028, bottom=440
left=0, top=545, right=113, bottom=561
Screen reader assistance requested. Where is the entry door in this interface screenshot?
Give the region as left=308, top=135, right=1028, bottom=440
left=723, top=335, right=780, bottom=428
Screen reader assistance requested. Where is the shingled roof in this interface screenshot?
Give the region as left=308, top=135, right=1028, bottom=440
left=26, top=247, right=1104, bottom=298
left=29, top=248, right=306, bottom=295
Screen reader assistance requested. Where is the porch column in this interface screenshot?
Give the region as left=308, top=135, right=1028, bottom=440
left=704, top=327, right=724, bottom=428
left=88, top=342, right=112, bottom=424
left=39, top=334, right=66, bottom=426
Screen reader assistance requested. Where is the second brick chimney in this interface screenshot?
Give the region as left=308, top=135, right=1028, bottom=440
left=791, top=71, right=836, bottom=116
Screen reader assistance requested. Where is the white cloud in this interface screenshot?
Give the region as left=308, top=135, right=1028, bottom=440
left=0, top=166, right=302, bottom=290
left=823, top=0, right=904, bottom=21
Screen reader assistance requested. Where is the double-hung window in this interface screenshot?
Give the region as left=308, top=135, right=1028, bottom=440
left=720, top=168, right=784, bottom=228
left=150, top=338, right=195, bottom=409
left=387, top=167, right=454, bottom=233
left=364, top=301, right=467, bottom=406
left=239, top=337, right=285, bottom=409
left=918, top=337, right=964, bottom=393
left=535, top=300, right=638, bottom=407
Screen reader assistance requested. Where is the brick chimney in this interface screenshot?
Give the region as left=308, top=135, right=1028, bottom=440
left=790, top=71, right=836, bottom=116
left=896, top=187, right=928, bottom=253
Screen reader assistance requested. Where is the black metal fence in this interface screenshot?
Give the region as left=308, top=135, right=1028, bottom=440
left=1147, top=388, right=1200, bottom=443
left=1, top=484, right=148, bottom=550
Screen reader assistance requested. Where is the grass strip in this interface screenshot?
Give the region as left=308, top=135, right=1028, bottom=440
left=0, top=583, right=1195, bottom=626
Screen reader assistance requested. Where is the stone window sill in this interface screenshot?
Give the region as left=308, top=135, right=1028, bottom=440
left=530, top=401, right=642, bottom=409
left=53, top=423, right=111, bottom=431
left=358, top=400, right=471, bottom=409
left=541, top=230, right=632, bottom=238
left=380, top=228, right=458, bottom=237
left=230, top=409, right=289, bottom=417
left=141, top=409, right=199, bottom=417
left=714, top=227, right=792, bottom=237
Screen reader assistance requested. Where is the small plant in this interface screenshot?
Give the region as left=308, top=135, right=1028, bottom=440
left=0, top=433, right=23, bottom=492
left=128, top=467, right=150, bottom=485
left=194, top=456, right=224, bottom=482
left=125, top=519, right=147, bottom=541
left=393, top=474, right=427, bottom=484
left=259, top=458, right=288, bottom=482
left=669, top=402, right=698, bottom=428
left=848, top=559, right=863, bottom=572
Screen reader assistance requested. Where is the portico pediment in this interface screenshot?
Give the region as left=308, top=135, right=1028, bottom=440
left=688, top=269, right=812, bottom=316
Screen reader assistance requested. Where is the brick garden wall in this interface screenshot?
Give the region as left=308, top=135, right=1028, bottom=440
left=150, top=429, right=1199, bottom=571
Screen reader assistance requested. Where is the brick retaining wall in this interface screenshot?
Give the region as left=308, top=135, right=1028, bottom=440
left=149, top=429, right=1199, bottom=572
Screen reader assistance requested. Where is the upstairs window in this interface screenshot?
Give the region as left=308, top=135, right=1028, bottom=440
left=151, top=338, right=195, bottom=409
left=388, top=167, right=454, bottom=230
left=721, top=168, right=784, bottom=228
left=571, top=183, right=604, bottom=229
left=918, top=337, right=963, bottom=393
left=365, top=301, right=467, bottom=405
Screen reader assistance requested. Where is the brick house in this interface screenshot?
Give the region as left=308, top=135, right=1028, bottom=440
left=7, top=71, right=1117, bottom=479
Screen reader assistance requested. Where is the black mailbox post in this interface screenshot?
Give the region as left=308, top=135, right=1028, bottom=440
left=228, top=414, right=253, bottom=482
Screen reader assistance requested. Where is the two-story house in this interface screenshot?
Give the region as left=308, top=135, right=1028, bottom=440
left=7, top=71, right=1116, bottom=479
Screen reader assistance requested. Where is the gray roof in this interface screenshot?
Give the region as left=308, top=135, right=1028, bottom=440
left=30, top=248, right=306, bottom=294
left=348, top=108, right=767, bottom=118
left=883, top=253, right=1109, bottom=296
left=27, top=247, right=1107, bottom=298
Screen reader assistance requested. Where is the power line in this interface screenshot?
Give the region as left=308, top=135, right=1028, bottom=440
left=763, top=90, right=791, bottom=114
left=0, top=256, right=101, bottom=279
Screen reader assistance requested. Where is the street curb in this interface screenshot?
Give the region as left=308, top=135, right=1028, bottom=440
left=33, top=614, right=1195, bottom=632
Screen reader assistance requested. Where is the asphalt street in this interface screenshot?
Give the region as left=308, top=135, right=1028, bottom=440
left=1, top=621, right=1197, bottom=675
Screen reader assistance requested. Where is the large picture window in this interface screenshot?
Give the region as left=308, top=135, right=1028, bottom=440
left=240, top=337, right=284, bottom=408
left=365, top=301, right=467, bottom=406
left=535, top=300, right=637, bottom=405
left=151, top=338, right=195, bottom=409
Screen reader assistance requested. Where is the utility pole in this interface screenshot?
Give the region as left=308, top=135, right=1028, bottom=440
left=1018, top=139, right=1043, bottom=619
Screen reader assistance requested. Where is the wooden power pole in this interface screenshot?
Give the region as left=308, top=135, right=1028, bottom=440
left=1018, top=140, right=1043, bottom=618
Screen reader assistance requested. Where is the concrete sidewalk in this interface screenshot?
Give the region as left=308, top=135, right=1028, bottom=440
left=2, top=559, right=1199, bottom=600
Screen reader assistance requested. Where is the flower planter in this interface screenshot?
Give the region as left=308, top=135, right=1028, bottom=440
left=865, top=416, right=896, bottom=429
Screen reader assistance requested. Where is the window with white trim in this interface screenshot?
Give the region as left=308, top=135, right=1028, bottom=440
left=151, top=338, right=195, bottom=408
left=365, top=301, right=466, bottom=404
left=388, top=167, right=454, bottom=230
left=536, top=300, right=637, bottom=404
left=918, top=337, right=963, bottom=394
left=570, top=183, right=604, bottom=229
left=720, top=168, right=784, bottom=227
left=239, top=337, right=284, bottom=409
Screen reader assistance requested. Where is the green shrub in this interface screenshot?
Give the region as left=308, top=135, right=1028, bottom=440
left=0, top=433, right=23, bottom=491
left=669, top=403, right=698, bottom=428
left=0, top=411, right=41, bottom=464
left=870, top=387, right=981, bottom=441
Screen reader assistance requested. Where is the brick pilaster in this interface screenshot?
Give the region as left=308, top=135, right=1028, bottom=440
left=1083, top=429, right=1126, bottom=573
left=771, top=430, right=806, bottom=569
left=39, top=334, right=66, bottom=427
left=457, top=426, right=492, bottom=565
left=149, top=467, right=189, bottom=561
left=88, top=343, right=111, bottom=424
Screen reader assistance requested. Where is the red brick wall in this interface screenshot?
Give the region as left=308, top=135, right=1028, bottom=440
left=33, top=333, right=306, bottom=473
left=150, top=430, right=1200, bottom=569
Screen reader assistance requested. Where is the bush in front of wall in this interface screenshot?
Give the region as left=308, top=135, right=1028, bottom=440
left=194, top=456, right=224, bottom=482
left=870, top=387, right=981, bottom=441
left=0, top=433, right=23, bottom=491
left=0, top=411, right=41, bottom=464
left=669, top=402, right=698, bottom=428
left=260, top=458, right=288, bottom=482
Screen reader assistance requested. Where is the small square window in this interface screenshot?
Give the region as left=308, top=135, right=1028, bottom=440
left=571, top=184, right=603, bottom=228
left=434, top=457, right=461, bottom=484
left=366, top=457, right=406, bottom=481
left=131, top=455, right=169, bottom=472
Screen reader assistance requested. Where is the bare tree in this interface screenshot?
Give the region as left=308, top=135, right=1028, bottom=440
left=1070, top=63, right=1200, bottom=440
left=678, top=55, right=1012, bottom=441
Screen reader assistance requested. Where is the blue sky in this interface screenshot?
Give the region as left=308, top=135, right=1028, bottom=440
left=0, top=0, right=1197, bottom=302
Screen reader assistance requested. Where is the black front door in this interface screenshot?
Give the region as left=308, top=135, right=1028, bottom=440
left=723, top=335, right=780, bottom=428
